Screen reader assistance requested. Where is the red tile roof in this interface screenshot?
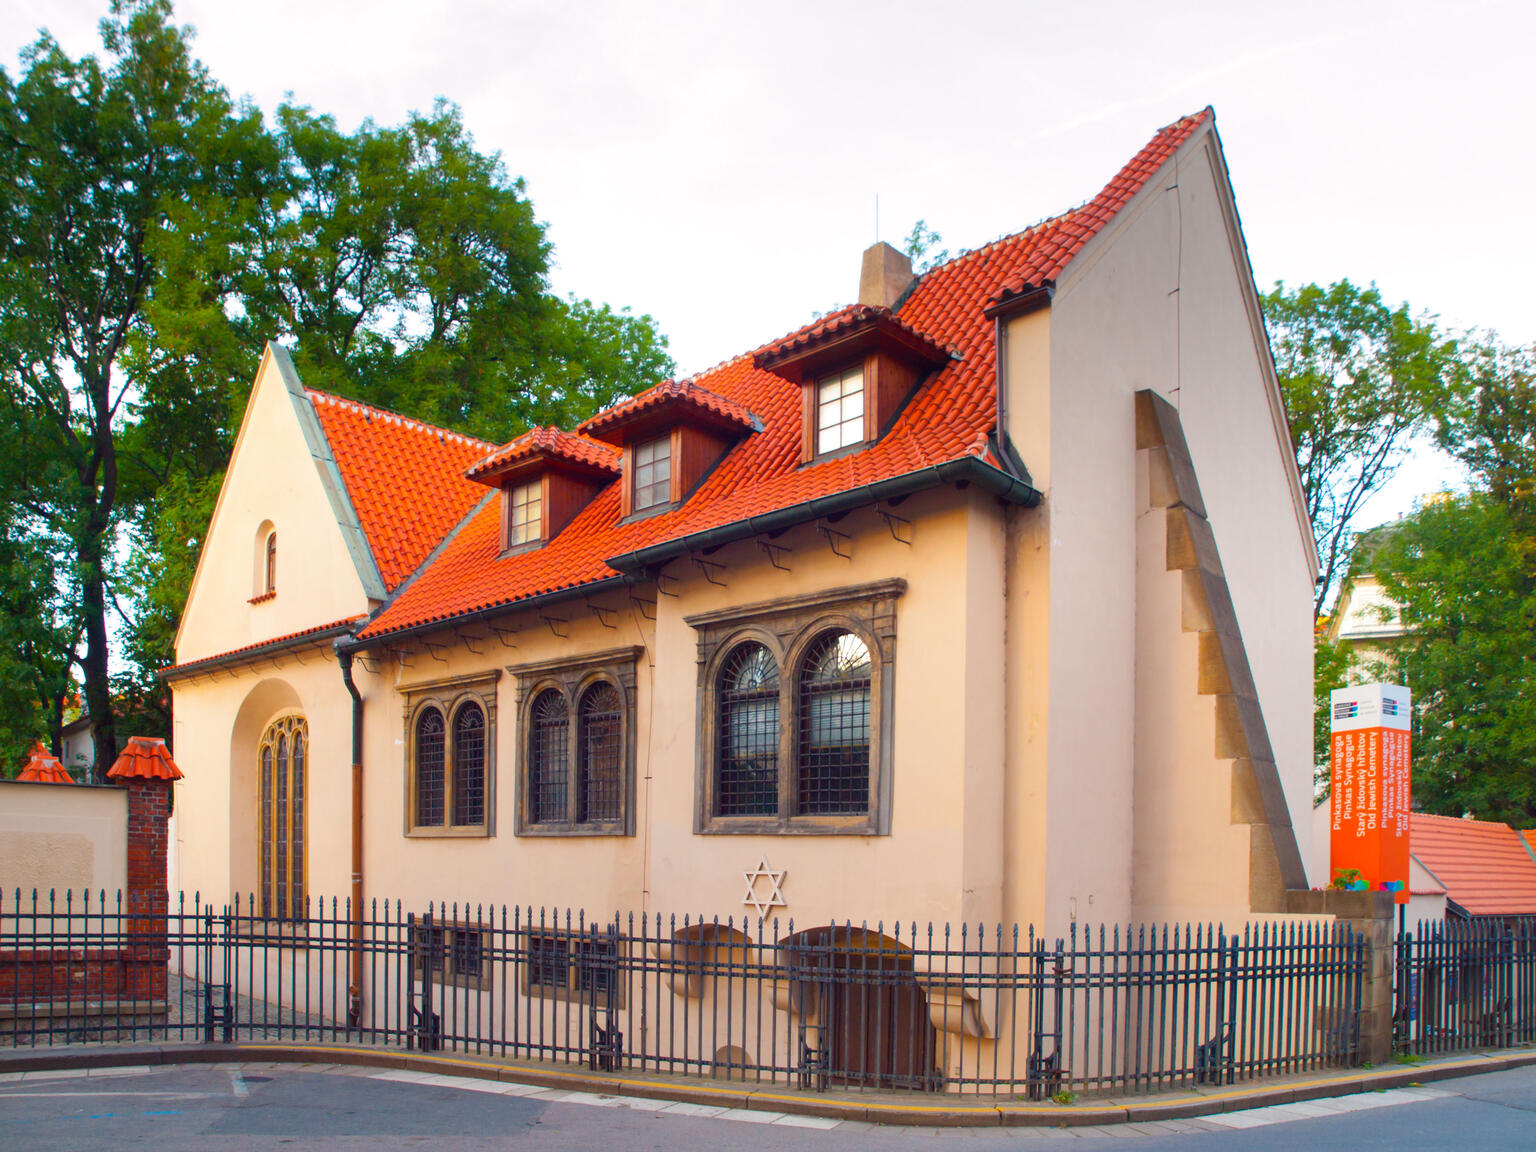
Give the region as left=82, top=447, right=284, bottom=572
left=991, top=109, right=1211, bottom=307
left=308, top=391, right=497, bottom=591
left=107, top=736, right=184, bottom=781
left=754, top=303, right=953, bottom=376
left=466, top=426, right=620, bottom=486
left=1523, top=829, right=1536, bottom=857
left=1410, top=813, right=1536, bottom=916
left=355, top=110, right=1212, bottom=642
left=18, top=741, right=72, bottom=784
left=162, top=616, right=366, bottom=680
left=579, top=378, right=758, bottom=444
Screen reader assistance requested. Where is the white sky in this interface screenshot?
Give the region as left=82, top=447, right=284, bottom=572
left=4, top=0, right=1531, bottom=521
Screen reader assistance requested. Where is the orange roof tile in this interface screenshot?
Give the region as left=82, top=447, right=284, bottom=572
left=107, top=736, right=184, bottom=781
left=466, top=426, right=620, bottom=486
left=308, top=391, right=497, bottom=591
left=1523, top=829, right=1536, bottom=857
left=1410, top=813, right=1536, bottom=916
left=162, top=616, right=366, bottom=679
left=579, top=378, right=758, bottom=444
left=355, top=110, right=1212, bottom=642
left=18, top=741, right=72, bottom=784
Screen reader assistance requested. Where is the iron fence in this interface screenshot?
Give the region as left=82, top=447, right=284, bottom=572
left=2, top=889, right=1367, bottom=1097
left=1394, top=916, right=1536, bottom=1056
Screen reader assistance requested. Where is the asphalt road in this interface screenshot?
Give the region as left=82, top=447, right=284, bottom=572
left=3, top=1062, right=1536, bottom=1150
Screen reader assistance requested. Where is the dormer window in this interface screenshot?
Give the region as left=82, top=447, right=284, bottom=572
left=816, top=366, right=865, bottom=454
left=632, top=435, right=672, bottom=512
left=578, top=380, right=756, bottom=519
left=753, top=304, right=950, bottom=465
left=508, top=480, right=543, bottom=546
left=466, top=427, right=622, bottom=553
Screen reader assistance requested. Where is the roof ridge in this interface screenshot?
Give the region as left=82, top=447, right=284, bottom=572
left=307, top=388, right=498, bottom=451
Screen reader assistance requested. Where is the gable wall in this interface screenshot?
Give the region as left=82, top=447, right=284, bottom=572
left=1041, top=131, right=1315, bottom=927
left=176, top=352, right=373, bottom=667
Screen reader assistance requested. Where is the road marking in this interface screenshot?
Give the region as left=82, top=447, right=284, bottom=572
left=229, top=1071, right=249, bottom=1098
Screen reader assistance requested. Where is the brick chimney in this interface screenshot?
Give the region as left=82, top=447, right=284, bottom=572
left=859, top=242, right=915, bottom=309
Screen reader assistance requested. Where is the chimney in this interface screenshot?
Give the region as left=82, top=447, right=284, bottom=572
left=859, top=242, right=915, bottom=309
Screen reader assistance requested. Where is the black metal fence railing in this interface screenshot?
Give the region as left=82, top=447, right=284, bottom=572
left=1395, top=916, right=1536, bottom=1056
left=1, top=889, right=1371, bottom=1097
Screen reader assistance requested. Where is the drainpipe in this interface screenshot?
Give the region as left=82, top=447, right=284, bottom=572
left=337, top=645, right=365, bottom=1028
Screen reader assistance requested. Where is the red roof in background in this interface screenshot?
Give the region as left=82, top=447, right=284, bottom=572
left=354, top=110, right=1213, bottom=642
left=1410, top=813, right=1536, bottom=916
left=18, top=741, right=72, bottom=784
left=1523, top=829, right=1536, bottom=857
left=308, top=391, right=496, bottom=591
left=578, top=378, right=758, bottom=443
left=466, top=426, right=620, bottom=486
left=107, top=736, right=184, bottom=781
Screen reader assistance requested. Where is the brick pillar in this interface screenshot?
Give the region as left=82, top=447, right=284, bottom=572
left=108, top=736, right=183, bottom=1005
left=123, top=776, right=171, bottom=1000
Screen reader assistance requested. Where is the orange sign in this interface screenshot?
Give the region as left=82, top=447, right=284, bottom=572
left=1329, top=683, right=1411, bottom=903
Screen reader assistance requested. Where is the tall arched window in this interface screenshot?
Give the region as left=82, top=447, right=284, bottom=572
left=415, top=707, right=446, bottom=827
left=258, top=715, right=307, bottom=920
left=529, top=689, right=569, bottom=824
left=577, top=682, right=623, bottom=823
left=796, top=631, right=871, bottom=815
left=452, top=702, right=487, bottom=826
left=716, top=642, right=780, bottom=816
left=264, top=530, right=277, bottom=594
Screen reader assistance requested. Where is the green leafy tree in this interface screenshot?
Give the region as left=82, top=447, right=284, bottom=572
left=0, top=1, right=270, bottom=778
left=1372, top=492, right=1536, bottom=824
left=902, top=220, right=950, bottom=275
left=1263, top=281, right=1467, bottom=620
left=1, top=1, right=673, bottom=774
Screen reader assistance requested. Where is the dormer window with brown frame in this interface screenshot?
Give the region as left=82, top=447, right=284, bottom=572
left=466, top=427, right=621, bottom=554
left=754, top=304, right=951, bottom=465
left=579, top=380, right=757, bottom=520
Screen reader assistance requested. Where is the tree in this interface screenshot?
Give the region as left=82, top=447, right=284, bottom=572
left=1263, top=281, right=1466, bottom=620
left=0, top=1, right=270, bottom=778
left=902, top=220, right=950, bottom=275
left=1371, top=492, right=1536, bottom=824
left=0, top=2, right=673, bottom=775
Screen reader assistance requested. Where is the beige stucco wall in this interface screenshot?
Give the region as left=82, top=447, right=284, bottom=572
left=175, top=347, right=374, bottom=667
left=0, top=781, right=128, bottom=897
left=1033, top=127, right=1315, bottom=932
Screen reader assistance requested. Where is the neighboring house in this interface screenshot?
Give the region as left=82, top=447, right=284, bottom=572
left=165, top=108, right=1319, bottom=953
left=59, top=713, right=95, bottom=777
left=1407, top=812, right=1536, bottom=921
left=1324, top=524, right=1409, bottom=675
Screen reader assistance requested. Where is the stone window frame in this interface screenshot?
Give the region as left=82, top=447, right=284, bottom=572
left=686, top=579, right=903, bottom=836
left=511, top=646, right=641, bottom=837
left=401, top=671, right=499, bottom=838
left=411, top=918, right=490, bottom=991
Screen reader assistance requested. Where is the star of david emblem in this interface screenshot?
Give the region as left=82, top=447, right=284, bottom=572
left=742, top=856, right=787, bottom=917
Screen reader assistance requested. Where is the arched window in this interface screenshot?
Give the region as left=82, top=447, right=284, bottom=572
left=716, top=642, right=779, bottom=816
left=529, top=689, right=569, bottom=825
left=258, top=715, right=307, bottom=920
left=264, top=530, right=277, bottom=594
left=796, top=631, right=871, bottom=815
left=415, top=707, right=446, bottom=827
left=452, top=702, right=487, bottom=826
left=578, top=682, right=623, bottom=823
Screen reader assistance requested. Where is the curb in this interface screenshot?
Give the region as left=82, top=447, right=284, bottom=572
left=1, top=1042, right=1533, bottom=1127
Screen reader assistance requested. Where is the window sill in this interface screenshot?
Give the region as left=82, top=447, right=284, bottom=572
left=617, top=499, right=680, bottom=526
left=248, top=590, right=276, bottom=604
left=515, top=823, right=631, bottom=838
left=406, top=825, right=493, bottom=839
left=697, top=816, right=880, bottom=836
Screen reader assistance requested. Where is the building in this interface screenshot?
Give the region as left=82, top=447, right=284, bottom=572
left=166, top=108, right=1318, bottom=951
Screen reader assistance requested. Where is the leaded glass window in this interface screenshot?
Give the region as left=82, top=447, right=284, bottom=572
left=716, top=642, right=780, bottom=816
left=452, top=702, right=486, bottom=826
left=530, top=689, right=569, bottom=824
left=578, top=682, right=623, bottom=823
left=258, top=715, right=307, bottom=920
left=796, top=632, right=871, bottom=815
left=415, top=707, right=446, bottom=827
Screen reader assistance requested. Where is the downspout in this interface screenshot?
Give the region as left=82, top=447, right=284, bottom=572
left=337, top=646, right=365, bottom=1028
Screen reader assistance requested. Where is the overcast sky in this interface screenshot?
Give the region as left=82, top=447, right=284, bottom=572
left=5, top=0, right=1531, bottom=518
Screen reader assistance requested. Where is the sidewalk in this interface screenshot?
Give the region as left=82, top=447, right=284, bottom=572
left=1, top=1040, right=1533, bottom=1127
